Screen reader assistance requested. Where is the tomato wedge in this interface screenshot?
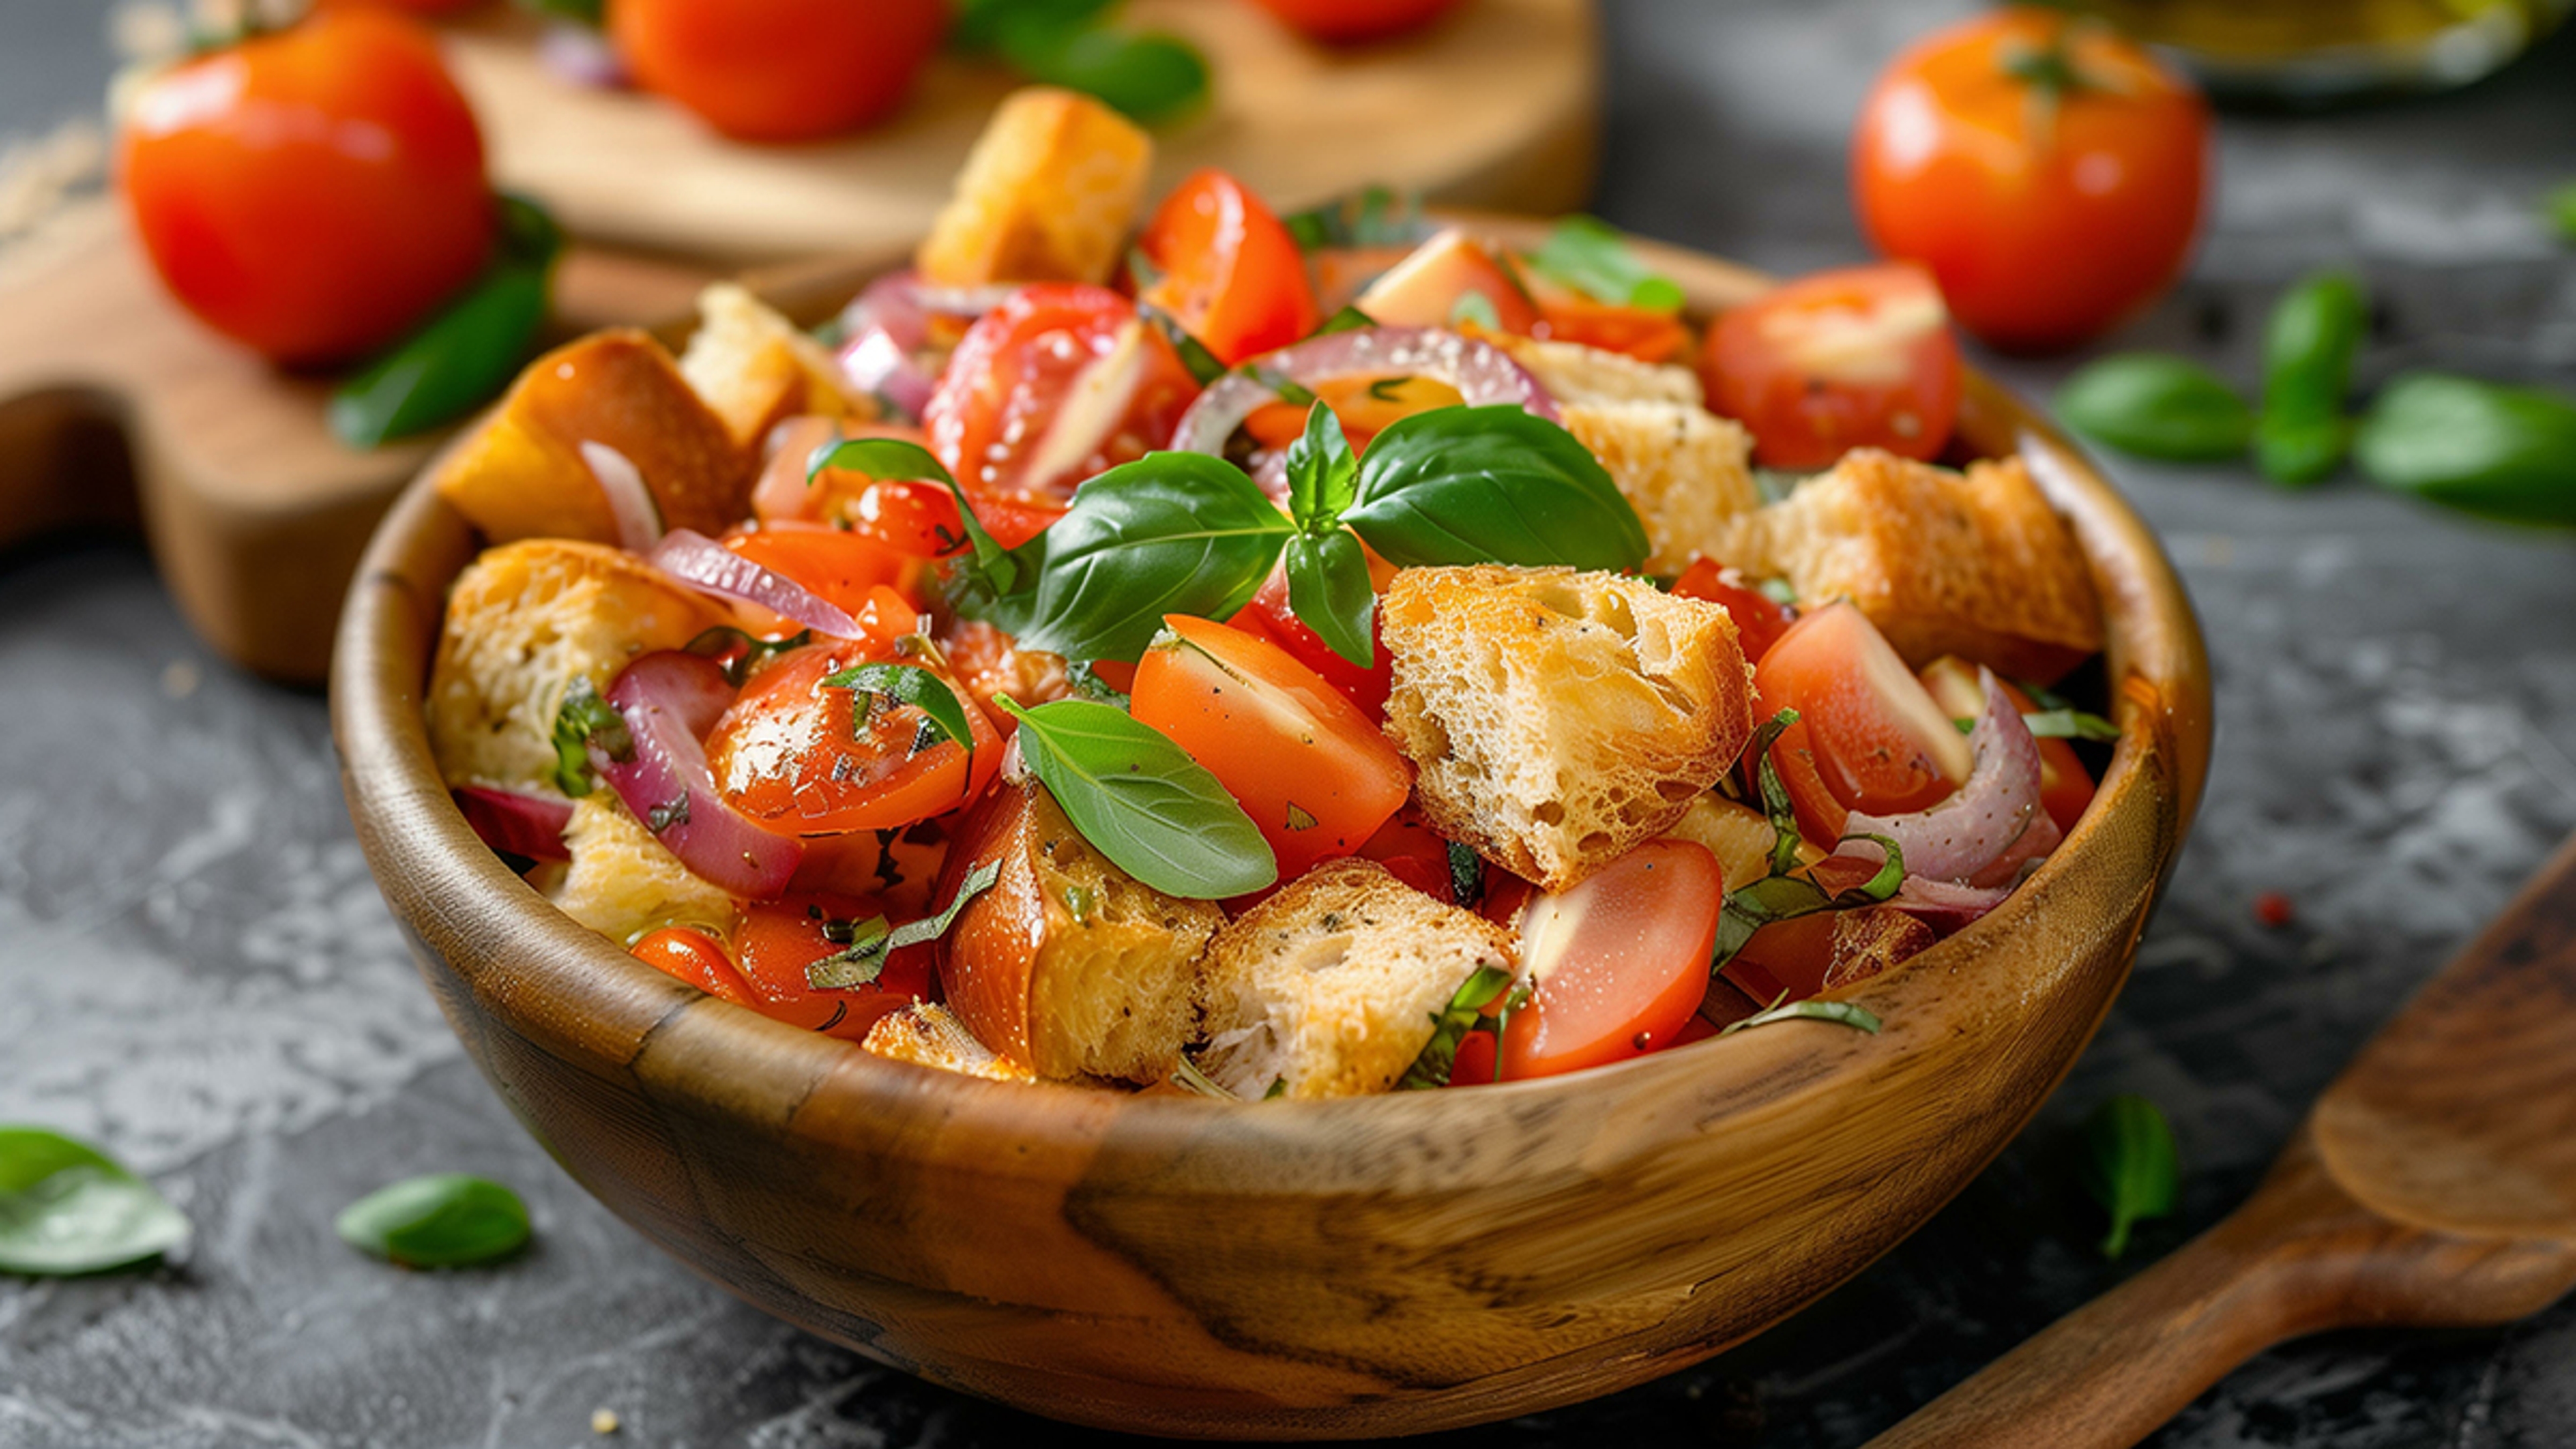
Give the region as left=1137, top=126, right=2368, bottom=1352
left=1670, top=557, right=1796, bottom=663
left=1129, top=614, right=1411, bottom=880
left=1518, top=266, right=1691, bottom=364
left=736, top=892, right=935, bottom=1040
left=1701, top=264, right=1963, bottom=470
left=1920, top=655, right=2096, bottom=835
left=708, top=639, right=1000, bottom=836
left=723, top=523, right=930, bottom=616
left=1354, top=230, right=1540, bottom=333
left=1355, top=806, right=1459, bottom=903
left=1136, top=168, right=1320, bottom=365
left=1754, top=602, right=1970, bottom=821
left=1226, top=563, right=1394, bottom=717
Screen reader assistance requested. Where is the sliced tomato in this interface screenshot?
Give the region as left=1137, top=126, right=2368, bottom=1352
left=1137, top=168, right=1320, bottom=366
left=736, top=892, right=936, bottom=1041
left=1670, top=557, right=1797, bottom=663
left=1920, top=655, right=2096, bottom=835
left=1129, top=614, right=1411, bottom=880
left=633, top=926, right=755, bottom=1004
left=1701, top=264, right=1963, bottom=470
left=1355, top=806, right=1458, bottom=903
left=723, top=523, right=931, bottom=616
left=1517, top=265, right=1691, bottom=364
left=1479, top=840, right=1723, bottom=1082
left=1757, top=715, right=1849, bottom=850
left=923, top=284, right=1201, bottom=506
left=1755, top=602, right=1970, bottom=822
left=1227, top=564, right=1393, bottom=717
left=1354, top=229, right=1540, bottom=334
left=708, top=639, right=1000, bottom=837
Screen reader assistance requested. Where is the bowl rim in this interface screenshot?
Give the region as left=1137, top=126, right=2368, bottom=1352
left=332, top=218, right=2212, bottom=1180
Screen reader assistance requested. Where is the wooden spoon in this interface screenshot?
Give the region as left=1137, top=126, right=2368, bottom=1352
left=1872, top=833, right=2576, bottom=1448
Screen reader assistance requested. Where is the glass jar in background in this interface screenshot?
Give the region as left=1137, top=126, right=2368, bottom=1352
left=2055, top=0, right=2574, bottom=103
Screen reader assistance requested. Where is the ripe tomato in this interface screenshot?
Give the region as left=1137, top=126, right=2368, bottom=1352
left=118, top=7, right=492, bottom=365
left=1137, top=168, right=1320, bottom=365
left=1462, top=841, right=1725, bottom=1083
left=708, top=639, right=1000, bottom=836
left=1718, top=856, right=1886, bottom=1006
left=610, top=0, right=947, bottom=142
left=924, top=284, right=1201, bottom=506
left=1238, top=373, right=1464, bottom=460
left=1853, top=7, right=2211, bottom=353
left=1518, top=267, right=1691, bottom=364
left=737, top=894, right=936, bottom=1040
left=1248, top=0, right=1464, bottom=44
left=1701, top=264, right=1962, bottom=470
left=724, top=524, right=930, bottom=615
left=1355, top=807, right=1458, bottom=903
left=1227, top=564, right=1394, bottom=717
left=1919, top=655, right=2096, bottom=834
left=1670, top=557, right=1796, bottom=663
left=1754, top=602, right=1970, bottom=822
left=1354, top=231, right=1540, bottom=334
left=1129, top=614, right=1411, bottom=881
left=633, top=926, right=754, bottom=1004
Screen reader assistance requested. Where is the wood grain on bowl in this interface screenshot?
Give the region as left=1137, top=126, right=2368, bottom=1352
left=331, top=235, right=2211, bottom=1438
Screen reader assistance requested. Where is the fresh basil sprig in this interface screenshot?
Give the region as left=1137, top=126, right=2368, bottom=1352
left=996, top=697, right=1277, bottom=898
left=2081, top=1093, right=2180, bottom=1260
left=1013, top=453, right=1292, bottom=662
left=336, top=1173, right=529, bottom=1269
left=1344, top=405, right=1650, bottom=570
left=821, top=662, right=977, bottom=771
left=2355, top=372, right=2576, bottom=529
left=1719, top=991, right=1884, bottom=1038
left=1523, top=215, right=1685, bottom=312
left=329, top=195, right=561, bottom=448
left=808, top=858, right=1003, bottom=989
left=2054, top=354, right=2255, bottom=463
left=1709, top=710, right=1907, bottom=974
left=1280, top=403, right=1377, bottom=667
left=549, top=676, right=631, bottom=797
left=0, top=1126, right=189, bottom=1275
left=1395, top=965, right=1528, bottom=1091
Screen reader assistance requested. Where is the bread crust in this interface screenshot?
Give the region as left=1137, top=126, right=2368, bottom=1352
left=1563, top=400, right=1760, bottom=575
left=915, top=87, right=1151, bottom=288
left=1496, top=335, right=1702, bottom=407
left=676, top=282, right=875, bottom=452
left=863, top=1002, right=1040, bottom=1083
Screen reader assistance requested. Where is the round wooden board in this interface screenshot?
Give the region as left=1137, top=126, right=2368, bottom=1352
left=445, top=0, right=1601, bottom=266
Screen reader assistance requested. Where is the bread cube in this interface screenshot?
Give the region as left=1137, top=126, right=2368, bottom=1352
left=863, top=1002, right=1039, bottom=1084
left=1563, top=400, right=1760, bottom=574
left=551, top=794, right=740, bottom=948
left=677, top=282, right=875, bottom=453
left=915, top=87, right=1152, bottom=288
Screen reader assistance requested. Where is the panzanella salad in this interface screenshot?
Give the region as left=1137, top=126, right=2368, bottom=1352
left=426, top=87, right=2110, bottom=1097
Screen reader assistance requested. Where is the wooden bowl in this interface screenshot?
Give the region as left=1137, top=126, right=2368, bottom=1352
left=331, top=231, right=2212, bottom=1440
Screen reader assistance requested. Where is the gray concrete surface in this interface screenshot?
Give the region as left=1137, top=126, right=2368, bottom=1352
left=3, top=0, right=2574, bottom=1444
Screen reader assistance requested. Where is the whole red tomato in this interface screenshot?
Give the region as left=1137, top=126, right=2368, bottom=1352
left=612, top=0, right=949, bottom=143
left=119, top=8, right=494, bottom=366
left=1851, top=7, right=2211, bottom=353
left=1249, top=0, right=1464, bottom=44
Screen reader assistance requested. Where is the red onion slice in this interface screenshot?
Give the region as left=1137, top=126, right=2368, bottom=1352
left=580, top=441, right=663, bottom=553
left=1890, top=876, right=2011, bottom=933
left=648, top=529, right=860, bottom=640
left=1845, top=669, right=2053, bottom=887
left=598, top=652, right=801, bottom=899
left=834, top=272, right=942, bottom=420
left=1169, top=327, right=1560, bottom=459
left=452, top=786, right=574, bottom=863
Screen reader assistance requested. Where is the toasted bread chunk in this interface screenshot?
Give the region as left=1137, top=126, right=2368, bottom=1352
left=863, top=1003, right=1040, bottom=1084
left=1717, top=449, right=2103, bottom=683
left=1564, top=401, right=1760, bottom=574
left=428, top=539, right=731, bottom=793
left=433, top=330, right=752, bottom=546
left=1198, top=859, right=1516, bottom=1100
left=1660, top=792, right=1821, bottom=889
left=1821, top=907, right=1937, bottom=991
left=916, top=87, right=1151, bottom=288
left=551, top=794, right=739, bottom=947
left=678, top=282, right=875, bottom=452
left=1497, top=335, right=1702, bottom=407
left=937, top=775, right=1224, bottom=1083
left=1381, top=567, right=1757, bottom=891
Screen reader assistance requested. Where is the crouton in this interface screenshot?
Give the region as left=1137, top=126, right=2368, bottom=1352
left=677, top=282, right=875, bottom=453
left=1660, top=792, right=1820, bottom=889
left=1821, top=907, right=1937, bottom=991
left=1563, top=401, right=1760, bottom=574
left=862, top=1002, right=1039, bottom=1084
left=1197, top=859, right=1517, bottom=1099
left=1715, top=449, right=2103, bottom=683
left=937, top=775, right=1224, bottom=1083
left=551, top=793, right=740, bottom=948
left=916, top=87, right=1151, bottom=288
left=1497, top=335, right=1702, bottom=407
left=427, top=539, right=731, bottom=793
left=432, top=330, right=753, bottom=547
left=1381, top=567, right=1757, bottom=892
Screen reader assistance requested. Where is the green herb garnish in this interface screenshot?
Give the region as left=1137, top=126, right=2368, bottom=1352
left=2255, top=270, right=2366, bottom=487
left=2081, top=1093, right=2180, bottom=1260
left=1282, top=185, right=1421, bottom=252
left=1139, top=303, right=1228, bottom=385
left=995, top=698, right=1277, bottom=899
left=335, top=1173, right=529, bottom=1269
left=1709, top=710, right=1907, bottom=974
left=549, top=676, right=631, bottom=798
left=1281, top=403, right=1376, bottom=667
left=1522, top=215, right=1685, bottom=312
left=1718, top=991, right=1884, bottom=1038
left=2053, top=354, right=2256, bottom=463
left=685, top=626, right=810, bottom=687
left=2354, top=372, right=2576, bottom=529
left=2022, top=708, right=2121, bottom=742
left=1314, top=304, right=1379, bottom=337
left=820, top=662, right=977, bottom=771
left=1446, top=840, right=1485, bottom=909
left=0, top=1126, right=189, bottom=1276
left=956, top=0, right=1209, bottom=123
left=1395, top=965, right=1523, bottom=1091
left=807, top=858, right=1002, bottom=989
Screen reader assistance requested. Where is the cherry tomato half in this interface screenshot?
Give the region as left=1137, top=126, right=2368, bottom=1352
left=737, top=893, right=936, bottom=1040
left=708, top=639, right=1000, bottom=837
left=119, top=7, right=493, bottom=365
left=1137, top=168, right=1320, bottom=365
left=1754, top=602, right=1970, bottom=832
left=1247, top=0, right=1464, bottom=44
left=611, top=0, right=948, bottom=143
left=724, top=524, right=930, bottom=616
left=1854, top=7, right=2211, bottom=353
left=1670, top=557, right=1797, bottom=663
left=1701, top=264, right=1962, bottom=471
left=1519, top=266, right=1692, bottom=365
left=1227, top=562, right=1395, bottom=718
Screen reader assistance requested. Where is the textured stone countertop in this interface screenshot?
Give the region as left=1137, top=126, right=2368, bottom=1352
left=3, top=1, right=2573, bottom=1444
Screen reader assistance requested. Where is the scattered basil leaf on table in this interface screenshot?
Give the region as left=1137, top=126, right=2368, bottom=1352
left=336, top=1173, right=529, bottom=1269
left=2021, top=708, right=2121, bottom=742
left=1014, top=453, right=1293, bottom=663
left=1522, top=215, right=1686, bottom=311
left=1342, top=405, right=1650, bottom=571
left=821, top=662, right=977, bottom=769
left=549, top=676, right=631, bottom=797
left=0, top=1126, right=189, bottom=1276
left=2080, top=1093, right=2180, bottom=1260
left=2546, top=182, right=2576, bottom=246
left=996, top=697, right=1277, bottom=898
left=2354, top=372, right=2576, bottom=529
left=329, top=195, right=562, bottom=448
left=2053, top=354, right=2255, bottom=462
left=1719, top=993, right=1884, bottom=1038
left=1395, top=965, right=1523, bottom=1091
left=2255, top=269, right=2366, bottom=487
left=807, top=859, right=1003, bottom=989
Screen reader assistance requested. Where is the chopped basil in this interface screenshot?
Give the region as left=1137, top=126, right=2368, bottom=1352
left=820, top=662, right=977, bottom=773
left=1446, top=841, right=1486, bottom=908
left=1709, top=710, right=1906, bottom=974
left=807, top=858, right=1002, bottom=989
left=549, top=676, right=631, bottom=797
left=1314, top=305, right=1379, bottom=337
left=806, top=437, right=1045, bottom=633
left=0, top=1127, right=189, bottom=1275
left=335, top=1173, right=529, bottom=1269
left=686, top=626, right=810, bottom=687
left=1065, top=660, right=1132, bottom=706
left=1757, top=576, right=1799, bottom=608
left=1138, top=303, right=1228, bottom=385
left=2023, top=707, right=2120, bottom=742
left=2082, top=1093, right=2180, bottom=1260
left=1263, top=1077, right=1288, bottom=1100
left=1062, top=883, right=1096, bottom=924
left=1717, top=994, right=1884, bottom=1038
left=1395, top=965, right=1524, bottom=1090
left=1448, top=291, right=1503, bottom=330
left=1282, top=185, right=1422, bottom=252
left=995, top=698, right=1277, bottom=899
left=1522, top=215, right=1685, bottom=312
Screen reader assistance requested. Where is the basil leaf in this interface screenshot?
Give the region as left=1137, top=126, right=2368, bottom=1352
left=1711, top=714, right=1907, bottom=974
left=1717, top=995, right=1883, bottom=1038
left=952, top=0, right=1113, bottom=51
left=2255, top=417, right=2350, bottom=489
left=2551, top=182, right=2576, bottom=244
left=1446, top=840, right=1485, bottom=908
left=2022, top=707, right=2120, bottom=742
left=996, top=698, right=1277, bottom=898
left=1344, top=405, right=1650, bottom=571
left=1448, top=292, right=1502, bottom=330
left=2081, top=1093, right=2180, bottom=1260
left=1395, top=965, right=1519, bottom=1091
left=2255, top=270, right=2365, bottom=486
left=1140, top=303, right=1227, bottom=386
left=1065, top=659, right=1132, bottom=706
left=549, top=676, right=631, bottom=797
left=329, top=195, right=560, bottom=447
left=1285, top=401, right=1358, bottom=531
left=1314, top=305, right=1378, bottom=337
left=821, top=662, right=977, bottom=771
left=0, top=1127, right=189, bottom=1275
left=2354, top=372, right=2576, bottom=529
left=1282, top=530, right=1377, bottom=669
left=1282, top=185, right=1421, bottom=252
left=1015, top=453, right=1292, bottom=663
left=1523, top=215, right=1684, bottom=312
left=335, top=1173, right=529, bottom=1269
left=808, top=437, right=1047, bottom=629
left=686, top=626, right=810, bottom=688
left=1001, top=21, right=1210, bottom=124
left=808, top=857, right=1002, bottom=989
left=2054, top=354, right=2255, bottom=462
